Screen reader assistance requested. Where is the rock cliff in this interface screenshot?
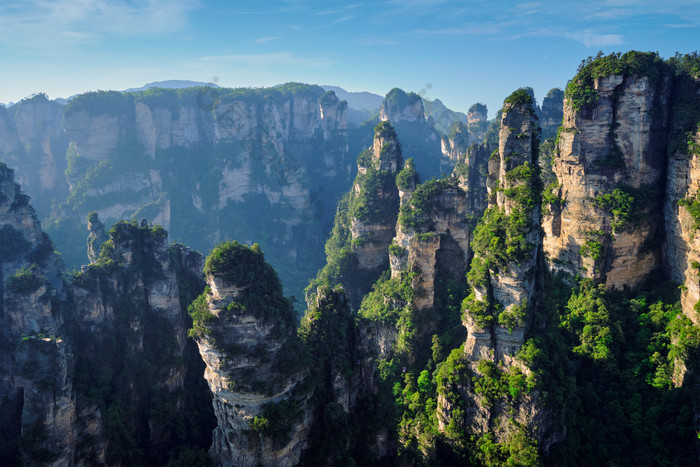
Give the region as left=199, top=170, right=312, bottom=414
left=190, top=241, right=309, bottom=467
left=0, top=162, right=77, bottom=466
left=70, top=217, right=214, bottom=464
left=308, top=121, right=402, bottom=308
left=0, top=85, right=355, bottom=306
left=378, top=88, right=445, bottom=180
left=543, top=60, right=670, bottom=290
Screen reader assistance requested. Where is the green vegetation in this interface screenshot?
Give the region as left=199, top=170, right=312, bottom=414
left=349, top=167, right=398, bottom=223
left=383, top=88, right=421, bottom=112
left=470, top=205, right=533, bottom=271
left=187, top=291, right=214, bottom=339
left=358, top=271, right=414, bottom=322
left=678, top=191, right=700, bottom=231
left=592, top=188, right=634, bottom=233
left=503, top=88, right=534, bottom=108
left=395, top=158, right=419, bottom=190
left=539, top=278, right=700, bottom=466
left=580, top=239, right=605, bottom=262
left=566, top=51, right=665, bottom=111
left=498, top=299, right=528, bottom=333
left=203, top=241, right=296, bottom=329
left=399, top=178, right=455, bottom=231
left=6, top=264, right=45, bottom=294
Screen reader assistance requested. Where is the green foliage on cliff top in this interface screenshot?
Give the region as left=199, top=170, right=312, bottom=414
left=468, top=102, right=488, bottom=115
left=566, top=51, right=665, bottom=111
left=383, top=88, right=421, bottom=111
left=319, top=90, right=338, bottom=107
left=349, top=167, right=398, bottom=223
left=398, top=178, right=456, bottom=231
left=503, top=88, right=534, bottom=107
left=204, top=240, right=296, bottom=327
left=204, top=240, right=263, bottom=280
left=395, top=158, right=419, bottom=191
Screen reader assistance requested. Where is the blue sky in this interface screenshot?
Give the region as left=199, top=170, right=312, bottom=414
left=1, top=0, right=698, bottom=117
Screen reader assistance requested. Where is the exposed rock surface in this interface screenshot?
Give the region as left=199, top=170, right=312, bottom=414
left=0, top=85, right=354, bottom=306
left=465, top=92, right=540, bottom=364
left=0, top=163, right=75, bottom=466
left=537, top=88, right=564, bottom=140
left=378, top=88, right=445, bottom=180
left=191, top=242, right=309, bottom=467
left=543, top=74, right=669, bottom=289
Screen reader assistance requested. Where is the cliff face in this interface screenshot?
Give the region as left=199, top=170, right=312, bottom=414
left=191, top=241, right=308, bottom=467
left=543, top=71, right=669, bottom=290
left=663, top=72, right=700, bottom=328
left=537, top=88, right=564, bottom=140
left=70, top=218, right=214, bottom=464
left=392, top=179, right=471, bottom=312
left=0, top=163, right=75, bottom=466
left=0, top=85, right=353, bottom=306
left=378, top=88, right=445, bottom=180
left=309, top=121, right=402, bottom=308
left=463, top=91, right=540, bottom=364
left=0, top=95, right=69, bottom=219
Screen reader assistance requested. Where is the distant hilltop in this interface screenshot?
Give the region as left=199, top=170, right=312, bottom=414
left=122, top=79, right=219, bottom=93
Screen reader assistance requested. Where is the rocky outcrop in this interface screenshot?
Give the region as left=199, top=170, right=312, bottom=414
left=0, top=94, right=69, bottom=219
left=432, top=90, right=546, bottom=456
left=70, top=219, right=214, bottom=464
left=309, top=121, right=403, bottom=308
left=391, top=178, right=471, bottom=312
left=441, top=104, right=489, bottom=175
left=543, top=71, right=670, bottom=290
left=379, top=89, right=425, bottom=124
left=0, top=163, right=75, bottom=466
left=378, top=88, right=445, bottom=180
left=463, top=90, right=540, bottom=364
left=191, top=241, right=309, bottom=467
left=453, top=142, right=490, bottom=216
left=86, top=212, right=108, bottom=264
left=537, top=88, right=564, bottom=140
left=349, top=121, right=402, bottom=273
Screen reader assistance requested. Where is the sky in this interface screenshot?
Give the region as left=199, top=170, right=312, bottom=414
left=1, top=0, right=699, bottom=118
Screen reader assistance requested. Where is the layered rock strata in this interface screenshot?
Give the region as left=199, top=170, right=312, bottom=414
left=543, top=73, right=670, bottom=290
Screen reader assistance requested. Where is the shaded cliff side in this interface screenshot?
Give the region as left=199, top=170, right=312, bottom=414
left=70, top=218, right=214, bottom=465
left=0, top=163, right=215, bottom=465
left=308, top=121, right=403, bottom=308
left=0, top=162, right=75, bottom=466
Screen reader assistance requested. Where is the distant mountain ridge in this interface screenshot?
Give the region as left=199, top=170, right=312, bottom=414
left=123, top=79, right=219, bottom=93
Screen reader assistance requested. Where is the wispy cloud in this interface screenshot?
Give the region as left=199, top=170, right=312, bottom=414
left=354, top=37, right=402, bottom=46
left=312, top=14, right=355, bottom=29
left=254, top=35, right=282, bottom=44
left=315, top=4, right=362, bottom=16
left=191, top=52, right=335, bottom=69
left=567, top=32, right=624, bottom=47
left=0, top=0, right=199, bottom=49
left=521, top=25, right=625, bottom=48
left=413, top=19, right=513, bottom=36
